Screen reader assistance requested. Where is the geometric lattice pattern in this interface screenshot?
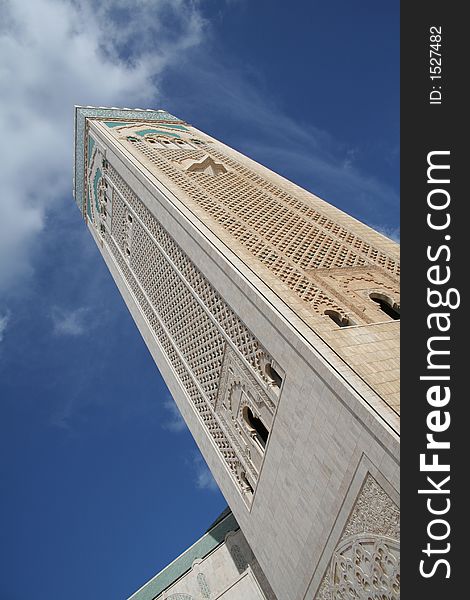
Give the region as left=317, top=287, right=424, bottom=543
left=109, top=125, right=400, bottom=415
left=88, top=156, right=277, bottom=500
left=124, top=136, right=399, bottom=320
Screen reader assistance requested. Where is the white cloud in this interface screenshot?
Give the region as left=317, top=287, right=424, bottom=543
left=194, top=454, right=219, bottom=492
left=162, top=397, right=187, bottom=433
left=0, top=311, right=10, bottom=342
left=0, top=0, right=205, bottom=292
left=51, top=306, right=89, bottom=336
left=0, top=0, right=398, bottom=298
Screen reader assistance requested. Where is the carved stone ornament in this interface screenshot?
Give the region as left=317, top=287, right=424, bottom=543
left=330, top=535, right=400, bottom=600
left=314, top=474, right=399, bottom=600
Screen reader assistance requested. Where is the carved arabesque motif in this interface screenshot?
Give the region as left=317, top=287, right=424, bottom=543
left=330, top=536, right=400, bottom=600
left=197, top=572, right=211, bottom=599
left=314, top=475, right=399, bottom=600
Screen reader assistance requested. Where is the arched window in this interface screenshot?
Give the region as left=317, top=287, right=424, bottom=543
left=242, top=406, right=269, bottom=448
left=127, top=136, right=138, bottom=143
left=325, top=309, right=352, bottom=328
left=369, top=293, right=400, bottom=320
left=265, top=363, right=283, bottom=388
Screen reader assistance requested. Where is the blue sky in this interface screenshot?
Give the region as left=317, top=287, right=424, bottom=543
left=0, top=1, right=399, bottom=599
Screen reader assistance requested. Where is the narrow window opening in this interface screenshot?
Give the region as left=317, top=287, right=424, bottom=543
left=127, top=214, right=133, bottom=224
left=240, top=471, right=253, bottom=495
left=243, top=406, right=269, bottom=448
left=125, top=247, right=130, bottom=256
left=370, top=294, right=400, bottom=320
left=127, top=136, right=138, bottom=143
left=325, top=309, right=351, bottom=328
left=265, top=363, right=283, bottom=388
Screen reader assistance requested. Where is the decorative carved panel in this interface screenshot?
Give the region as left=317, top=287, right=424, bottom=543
left=87, top=158, right=281, bottom=501
left=116, top=130, right=399, bottom=323
left=214, top=346, right=277, bottom=479
left=314, top=474, right=400, bottom=600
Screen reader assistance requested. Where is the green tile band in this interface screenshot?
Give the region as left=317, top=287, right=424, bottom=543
left=74, top=106, right=184, bottom=215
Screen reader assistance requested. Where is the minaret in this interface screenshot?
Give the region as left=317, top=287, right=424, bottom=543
left=74, top=106, right=400, bottom=600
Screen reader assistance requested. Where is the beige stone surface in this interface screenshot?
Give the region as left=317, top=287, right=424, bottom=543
left=153, top=530, right=273, bottom=600
left=78, top=113, right=400, bottom=600
left=101, top=120, right=400, bottom=417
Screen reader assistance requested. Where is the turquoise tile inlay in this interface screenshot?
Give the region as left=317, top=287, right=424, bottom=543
left=104, top=121, right=188, bottom=132
left=104, top=121, right=134, bottom=128
left=135, top=128, right=180, bottom=138
left=127, top=511, right=239, bottom=600
left=86, top=135, right=95, bottom=219
left=155, top=124, right=189, bottom=131
left=74, top=106, right=184, bottom=214
left=88, top=134, right=95, bottom=158
left=87, top=188, right=92, bottom=219
left=93, top=168, right=102, bottom=214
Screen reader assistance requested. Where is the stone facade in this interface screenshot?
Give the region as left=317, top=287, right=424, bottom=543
left=127, top=511, right=276, bottom=600
left=74, top=107, right=400, bottom=600
left=315, top=474, right=400, bottom=600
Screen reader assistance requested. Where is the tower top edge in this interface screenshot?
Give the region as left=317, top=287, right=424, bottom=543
left=73, top=105, right=185, bottom=209
left=74, top=105, right=183, bottom=122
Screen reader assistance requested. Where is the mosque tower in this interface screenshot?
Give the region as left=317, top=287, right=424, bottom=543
left=74, top=106, right=400, bottom=600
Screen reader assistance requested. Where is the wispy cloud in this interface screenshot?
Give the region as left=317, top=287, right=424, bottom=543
left=51, top=306, right=89, bottom=336
left=167, top=54, right=399, bottom=231
left=0, top=0, right=397, bottom=298
left=371, top=225, right=400, bottom=243
left=0, top=0, right=206, bottom=293
left=0, top=311, right=10, bottom=342
left=49, top=394, right=78, bottom=430
left=194, top=454, right=219, bottom=492
left=162, top=396, right=187, bottom=433
left=161, top=400, right=218, bottom=491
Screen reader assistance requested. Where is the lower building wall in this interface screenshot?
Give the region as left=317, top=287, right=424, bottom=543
left=128, top=514, right=276, bottom=600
